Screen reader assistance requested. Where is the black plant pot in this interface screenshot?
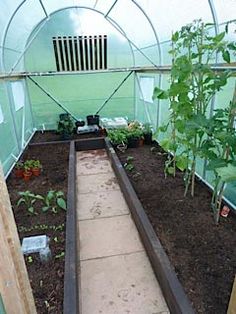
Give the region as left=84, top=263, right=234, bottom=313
left=128, top=138, right=140, bottom=148
left=144, top=132, right=152, bottom=145
left=87, top=115, right=100, bottom=126
left=75, top=120, right=85, bottom=127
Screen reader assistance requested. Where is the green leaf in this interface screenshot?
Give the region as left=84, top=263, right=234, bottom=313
left=213, top=32, right=225, bottom=43
left=42, top=206, right=49, bottom=212
left=175, top=119, right=185, bottom=133
left=227, top=43, right=236, bottom=51
left=160, top=139, right=171, bottom=151
left=191, top=52, right=199, bottom=59
left=171, top=31, right=179, bottom=42
left=17, top=198, right=25, bottom=206
left=47, top=190, right=55, bottom=200
left=35, top=195, right=44, bottom=200
left=158, top=124, right=168, bottom=133
left=153, top=87, right=169, bottom=100
left=206, top=159, right=227, bottom=171
left=57, top=198, right=67, bottom=210
left=28, top=207, right=34, bottom=214
left=222, top=50, right=230, bottom=63
left=216, top=164, right=236, bottom=182
left=176, top=156, right=188, bottom=171
left=167, top=166, right=175, bottom=175
left=56, top=191, right=64, bottom=197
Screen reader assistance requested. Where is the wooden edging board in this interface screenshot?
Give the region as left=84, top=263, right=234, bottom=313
left=63, top=141, right=79, bottom=314
left=104, top=138, right=195, bottom=314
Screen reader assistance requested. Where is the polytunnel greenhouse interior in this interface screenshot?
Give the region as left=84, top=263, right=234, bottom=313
left=0, top=1, right=236, bottom=313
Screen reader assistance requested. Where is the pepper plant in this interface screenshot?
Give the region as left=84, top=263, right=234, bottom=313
left=153, top=20, right=235, bottom=198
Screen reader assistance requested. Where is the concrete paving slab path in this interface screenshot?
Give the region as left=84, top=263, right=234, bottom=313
left=79, top=215, right=143, bottom=261
left=76, top=149, right=169, bottom=314
left=81, top=252, right=169, bottom=314
left=78, top=190, right=129, bottom=220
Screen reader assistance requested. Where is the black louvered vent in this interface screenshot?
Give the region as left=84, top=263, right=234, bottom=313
left=52, top=35, right=107, bottom=71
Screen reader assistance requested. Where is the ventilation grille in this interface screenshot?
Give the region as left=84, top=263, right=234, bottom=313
left=52, top=35, right=107, bottom=72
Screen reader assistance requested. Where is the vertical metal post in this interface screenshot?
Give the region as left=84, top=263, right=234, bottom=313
left=133, top=72, right=137, bottom=120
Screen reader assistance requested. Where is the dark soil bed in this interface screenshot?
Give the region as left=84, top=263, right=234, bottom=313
left=117, top=143, right=236, bottom=314
left=7, top=143, right=69, bottom=313
left=31, top=130, right=103, bottom=144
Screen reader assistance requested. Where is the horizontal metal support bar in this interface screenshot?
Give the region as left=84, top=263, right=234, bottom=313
left=0, top=65, right=236, bottom=80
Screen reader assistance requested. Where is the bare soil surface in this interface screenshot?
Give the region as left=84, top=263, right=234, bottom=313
left=7, top=143, right=69, bottom=313
left=31, top=130, right=104, bottom=143
left=117, top=144, right=236, bottom=314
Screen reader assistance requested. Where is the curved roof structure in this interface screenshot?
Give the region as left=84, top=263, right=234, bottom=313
left=1, top=0, right=236, bottom=75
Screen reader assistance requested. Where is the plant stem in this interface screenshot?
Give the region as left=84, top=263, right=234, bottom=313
left=191, top=156, right=196, bottom=197
left=215, top=181, right=226, bottom=224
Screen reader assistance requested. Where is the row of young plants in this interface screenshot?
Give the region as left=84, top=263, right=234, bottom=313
left=107, top=121, right=153, bottom=148
left=153, top=20, right=236, bottom=223
left=17, top=190, right=67, bottom=215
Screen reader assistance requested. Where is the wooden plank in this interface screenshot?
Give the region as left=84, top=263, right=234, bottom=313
left=63, top=141, right=79, bottom=314
left=0, top=163, right=36, bottom=314
left=228, top=276, right=236, bottom=314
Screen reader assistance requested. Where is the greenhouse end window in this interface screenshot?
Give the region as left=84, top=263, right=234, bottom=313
left=0, top=105, right=3, bottom=124
left=139, top=76, right=154, bottom=103
left=53, top=35, right=107, bottom=72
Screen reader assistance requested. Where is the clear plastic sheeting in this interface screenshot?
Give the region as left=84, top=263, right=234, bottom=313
left=135, top=0, right=213, bottom=43
left=213, top=0, right=236, bottom=23
left=1, top=0, right=234, bottom=73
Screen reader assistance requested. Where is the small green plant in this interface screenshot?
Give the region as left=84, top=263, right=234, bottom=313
left=124, top=156, right=134, bottom=171
left=41, top=190, right=67, bottom=214
left=57, top=114, right=74, bottom=138
left=55, top=251, right=65, bottom=259
left=142, top=123, right=152, bottom=134
left=15, top=161, right=24, bottom=169
left=27, top=256, right=33, bottom=263
left=32, top=160, right=42, bottom=169
left=17, top=191, right=42, bottom=214
left=24, top=160, right=34, bottom=169
left=107, top=128, right=128, bottom=146
left=126, top=128, right=143, bottom=140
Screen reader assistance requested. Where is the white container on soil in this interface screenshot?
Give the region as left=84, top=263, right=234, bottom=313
left=21, top=235, right=51, bottom=262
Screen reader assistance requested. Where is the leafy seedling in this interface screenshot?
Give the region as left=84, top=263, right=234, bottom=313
left=41, top=190, right=67, bottom=214
left=17, top=191, right=43, bottom=215
left=55, top=251, right=65, bottom=259
left=124, top=156, right=135, bottom=171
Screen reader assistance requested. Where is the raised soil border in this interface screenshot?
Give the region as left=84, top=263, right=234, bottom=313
left=27, top=140, right=79, bottom=314
left=68, top=137, right=195, bottom=314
